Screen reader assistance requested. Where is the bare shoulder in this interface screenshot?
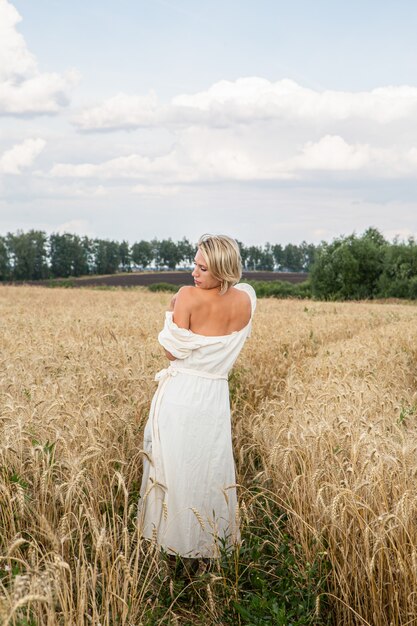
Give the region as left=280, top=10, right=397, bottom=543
left=229, top=285, right=252, bottom=313
left=168, top=286, right=194, bottom=313
left=176, top=286, right=196, bottom=300
left=229, top=285, right=250, bottom=300
left=172, top=286, right=195, bottom=328
left=171, top=286, right=195, bottom=311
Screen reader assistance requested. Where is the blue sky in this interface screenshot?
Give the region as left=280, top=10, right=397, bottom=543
left=1, top=0, right=417, bottom=245
left=14, top=0, right=417, bottom=96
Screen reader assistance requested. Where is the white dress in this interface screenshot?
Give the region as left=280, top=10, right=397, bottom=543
left=137, top=282, right=257, bottom=558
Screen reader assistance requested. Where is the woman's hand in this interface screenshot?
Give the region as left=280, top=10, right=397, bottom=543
left=164, top=348, right=177, bottom=361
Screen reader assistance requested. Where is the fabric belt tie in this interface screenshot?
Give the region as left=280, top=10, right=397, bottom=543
left=155, top=364, right=228, bottom=382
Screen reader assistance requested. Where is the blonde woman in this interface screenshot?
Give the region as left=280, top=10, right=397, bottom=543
left=137, top=234, right=257, bottom=568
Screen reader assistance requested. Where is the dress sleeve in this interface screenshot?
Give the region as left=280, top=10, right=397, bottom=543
left=158, top=311, right=224, bottom=359
left=234, top=282, right=257, bottom=339
left=234, top=283, right=257, bottom=317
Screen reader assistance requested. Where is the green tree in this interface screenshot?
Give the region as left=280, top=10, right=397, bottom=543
left=236, top=239, right=249, bottom=269
left=177, top=237, right=195, bottom=266
left=363, top=226, right=387, bottom=248
left=310, top=228, right=386, bottom=300
left=70, top=235, right=90, bottom=276
left=247, top=245, right=263, bottom=270
left=377, top=237, right=417, bottom=298
left=282, top=243, right=304, bottom=272
left=131, top=240, right=153, bottom=268
left=259, top=243, right=274, bottom=270
left=352, top=227, right=387, bottom=297
left=272, top=243, right=284, bottom=270
left=311, top=240, right=359, bottom=300
left=119, top=240, right=131, bottom=272
left=299, top=241, right=317, bottom=271
left=150, top=238, right=161, bottom=268
left=93, top=239, right=120, bottom=274
left=49, top=233, right=75, bottom=278
left=159, top=238, right=183, bottom=269
left=0, top=235, right=11, bottom=281
left=7, top=229, right=49, bottom=280
left=80, top=236, right=95, bottom=274
left=49, top=232, right=91, bottom=277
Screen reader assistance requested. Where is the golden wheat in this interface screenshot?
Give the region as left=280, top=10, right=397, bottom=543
left=0, top=285, right=416, bottom=624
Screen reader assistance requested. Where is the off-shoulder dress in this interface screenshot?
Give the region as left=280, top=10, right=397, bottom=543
left=137, top=282, right=257, bottom=558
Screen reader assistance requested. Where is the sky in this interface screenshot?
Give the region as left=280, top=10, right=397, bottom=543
left=1, top=0, right=417, bottom=247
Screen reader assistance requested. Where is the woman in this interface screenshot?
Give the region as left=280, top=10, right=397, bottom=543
left=137, top=233, right=257, bottom=562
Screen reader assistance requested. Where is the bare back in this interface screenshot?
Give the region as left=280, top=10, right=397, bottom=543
left=188, top=286, right=251, bottom=336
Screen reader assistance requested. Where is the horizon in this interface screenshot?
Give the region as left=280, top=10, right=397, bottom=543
left=1, top=223, right=413, bottom=248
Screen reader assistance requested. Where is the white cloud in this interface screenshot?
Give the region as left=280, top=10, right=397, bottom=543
left=63, top=77, right=417, bottom=189
left=0, top=0, right=36, bottom=81
left=50, top=183, right=108, bottom=198
left=46, top=132, right=417, bottom=185
left=406, top=147, right=417, bottom=167
left=279, top=135, right=400, bottom=175
left=172, top=79, right=417, bottom=124
left=72, top=77, right=417, bottom=131
left=47, top=143, right=275, bottom=184
left=290, top=135, right=372, bottom=171
left=49, top=151, right=188, bottom=182
left=0, top=137, right=46, bottom=174
left=0, top=0, right=79, bottom=114
left=132, top=184, right=181, bottom=196
left=74, top=91, right=160, bottom=130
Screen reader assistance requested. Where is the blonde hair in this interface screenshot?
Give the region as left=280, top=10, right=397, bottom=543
left=197, top=234, right=242, bottom=295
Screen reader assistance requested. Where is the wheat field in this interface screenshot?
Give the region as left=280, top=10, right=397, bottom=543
left=0, top=286, right=417, bottom=625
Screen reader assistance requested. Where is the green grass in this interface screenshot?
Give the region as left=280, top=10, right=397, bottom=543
left=146, top=280, right=312, bottom=299
left=144, top=488, right=330, bottom=625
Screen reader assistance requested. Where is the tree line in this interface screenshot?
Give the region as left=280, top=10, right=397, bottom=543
left=240, top=228, right=417, bottom=301
left=310, top=227, right=417, bottom=300
left=0, top=230, right=317, bottom=281
left=1, top=227, right=416, bottom=300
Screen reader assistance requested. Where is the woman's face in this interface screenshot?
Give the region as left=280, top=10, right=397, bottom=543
left=192, top=248, right=221, bottom=290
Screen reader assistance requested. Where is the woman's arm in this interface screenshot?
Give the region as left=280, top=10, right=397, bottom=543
left=164, top=349, right=177, bottom=361
left=163, top=288, right=192, bottom=361
left=171, top=287, right=192, bottom=329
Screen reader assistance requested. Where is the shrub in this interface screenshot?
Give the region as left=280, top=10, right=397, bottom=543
left=247, top=279, right=311, bottom=299
left=147, top=282, right=180, bottom=293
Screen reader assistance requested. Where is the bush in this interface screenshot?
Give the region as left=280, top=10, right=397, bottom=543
left=247, top=279, right=311, bottom=299
left=147, top=280, right=311, bottom=299
left=409, top=276, right=417, bottom=299
left=147, top=282, right=180, bottom=293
